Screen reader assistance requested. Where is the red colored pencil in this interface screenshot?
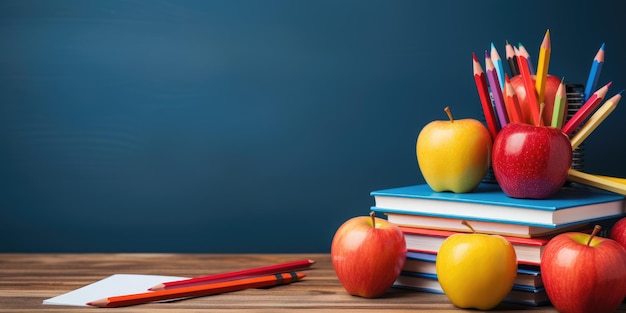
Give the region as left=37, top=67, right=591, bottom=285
left=149, top=259, right=315, bottom=291
left=515, top=45, right=540, bottom=126
left=88, top=272, right=306, bottom=308
left=503, top=74, right=524, bottom=124
left=562, top=82, right=612, bottom=137
left=473, top=52, right=499, bottom=139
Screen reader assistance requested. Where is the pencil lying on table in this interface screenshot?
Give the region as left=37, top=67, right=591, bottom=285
left=150, top=259, right=315, bottom=291
left=87, top=272, right=306, bottom=308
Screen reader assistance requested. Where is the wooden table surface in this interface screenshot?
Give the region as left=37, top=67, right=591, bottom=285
left=1, top=253, right=624, bottom=312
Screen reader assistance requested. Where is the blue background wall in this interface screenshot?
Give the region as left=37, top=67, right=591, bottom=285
left=2, top=0, right=626, bottom=252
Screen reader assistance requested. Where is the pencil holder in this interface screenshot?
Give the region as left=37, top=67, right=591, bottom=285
left=566, top=83, right=585, bottom=171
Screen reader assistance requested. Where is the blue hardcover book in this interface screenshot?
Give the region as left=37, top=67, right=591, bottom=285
left=371, top=183, right=625, bottom=228
left=394, top=271, right=550, bottom=306
left=404, top=251, right=543, bottom=288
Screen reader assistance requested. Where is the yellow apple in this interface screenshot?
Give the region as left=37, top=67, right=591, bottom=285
left=436, top=221, right=517, bottom=310
left=416, top=107, right=492, bottom=193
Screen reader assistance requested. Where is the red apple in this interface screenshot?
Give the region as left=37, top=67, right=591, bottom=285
left=510, top=74, right=563, bottom=125
left=331, top=212, right=406, bottom=298
left=492, top=122, right=572, bottom=199
left=541, top=226, right=626, bottom=313
left=610, top=217, right=626, bottom=250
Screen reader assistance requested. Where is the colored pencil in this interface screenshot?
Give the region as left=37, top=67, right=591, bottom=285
left=88, top=272, right=306, bottom=308
left=535, top=30, right=551, bottom=107
left=150, top=259, right=315, bottom=291
left=473, top=52, right=499, bottom=139
left=503, top=74, right=524, bottom=124
left=490, top=42, right=506, bottom=89
left=485, top=50, right=508, bottom=127
left=584, top=43, right=605, bottom=102
left=568, top=169, right=626, bottom=196
left=561, top=82, right=612, bottom=136
left=570, top=91, right=621, bottom=150
left=518, top=43, right=535, bottom=75
left=594, top=174, right=626, bottom=185
left=505, top=40, right=519, bottom=76
left=515, top=46, right=540, bottom=125
left=550, top=78, right=567, bottom=128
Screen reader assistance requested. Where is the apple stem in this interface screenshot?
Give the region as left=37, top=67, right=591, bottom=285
left=370, top=211, right=376, bottom=228
left=461, top=220, right=476, bottom=233
left=444, top=106, right=454, bottom=123
left=586, top=225, right=602, bottom=246
left=537, top=102, right=545, bottom=127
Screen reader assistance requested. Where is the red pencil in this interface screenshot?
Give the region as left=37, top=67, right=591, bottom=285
left=149, top=259, right=315, bottom=291
left=88, top=272, right=306, bottom=308
left=473, top=52, right=499, bottom=139
left=515, top=45, right=540, bottom=126
left=562, top=82, right=612, bottom=137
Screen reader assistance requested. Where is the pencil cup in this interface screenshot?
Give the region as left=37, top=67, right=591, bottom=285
left=483, top=164, right=497, bottom=184
left=566, top=83, right=585, bottom=171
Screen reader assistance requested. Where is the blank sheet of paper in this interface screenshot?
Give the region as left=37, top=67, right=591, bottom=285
left=43, top=274, right=189, bottom=306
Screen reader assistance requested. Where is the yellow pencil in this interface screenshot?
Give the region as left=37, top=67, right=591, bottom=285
left=535, top=29, right=551, bottom=107
left=570, top=92, right=621, bottom=150
left=595, top=175, right=626, bottom=185
left=568, top=169, right=626, bottom=196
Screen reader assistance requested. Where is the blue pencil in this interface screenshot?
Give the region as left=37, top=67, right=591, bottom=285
left=584, top=43, right=605, bottom=101
left=490, top=42, right=506, bottom=89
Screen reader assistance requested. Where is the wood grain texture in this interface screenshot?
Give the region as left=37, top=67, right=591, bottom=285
left=0, top=253, right=623, bottom=312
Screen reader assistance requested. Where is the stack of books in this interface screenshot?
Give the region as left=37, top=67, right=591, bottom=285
left=370, top=183, right=626, bottom=306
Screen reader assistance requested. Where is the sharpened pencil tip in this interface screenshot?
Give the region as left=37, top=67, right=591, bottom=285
left=148, top=283, right=165, bottom=291
left=86, top=298, right=110, bottom=307
left=601, top=42, right=605, bottom=50
left=308, top=259, right=316, bottom=265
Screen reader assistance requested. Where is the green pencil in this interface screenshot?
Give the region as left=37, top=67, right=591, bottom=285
left=551, top=78, right=567, bottom=128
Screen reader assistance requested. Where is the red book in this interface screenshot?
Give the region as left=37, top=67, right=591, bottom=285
left=400, top=226, right=558, bottom=265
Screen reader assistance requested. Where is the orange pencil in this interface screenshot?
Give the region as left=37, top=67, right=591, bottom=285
left=515, top=45, right=540, bottom=125
left=150, top=259, right=315, bottom=291
left=473, top=52, right=499, bottom=139
left=87, top=272, right=305, bottom=308
left=503, top=74, right=524, bottom=124
left=561, top=82, right=612, bottom=136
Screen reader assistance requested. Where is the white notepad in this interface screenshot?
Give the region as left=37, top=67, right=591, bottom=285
left=43, top=274, right=189, bottom=306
